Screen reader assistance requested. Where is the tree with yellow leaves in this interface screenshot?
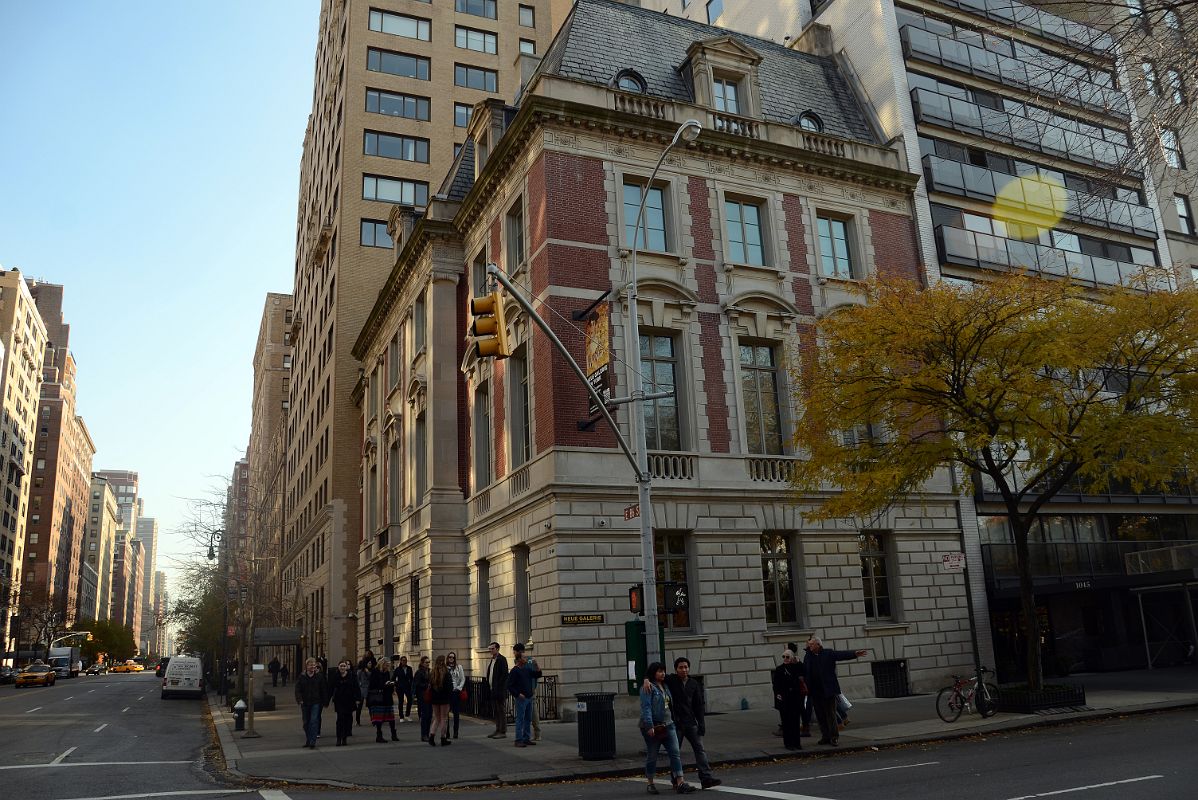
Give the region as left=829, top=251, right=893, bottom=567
left=791, top=270, right=1198, bottom=689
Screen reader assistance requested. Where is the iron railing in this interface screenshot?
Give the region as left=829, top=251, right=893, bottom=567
left=464, top=674, right=559, bottom=722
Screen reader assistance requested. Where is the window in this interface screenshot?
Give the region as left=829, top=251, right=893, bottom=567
left=726, top=198, right=767, bottom=266
left=510, top=347, right=532, bottom=468
left=365, top=131, right=430, bottom=163
left=361, top=219, right=393, bottom=248
left=761, top=533, right=797, bottom=626
left=414, top=413, right=427, bottom=502
left=707, top=0, right=724, bottom=24
left=414, top=291, right=427, bottom=351
left=817, top=214, right=856, bottom=279
left=456, top=26, right=497, bottom=53
left=1177, top=195, right=1195, bottom=235
left=740, top=344, right=783, bottom=454
left=410, top=575, right=421, bottom=645
left=455, top=0, right=496, bottom=19
left=796, top=112, right=823, bottom=132
left=472, top=250, right=488, bottom=295
left=623, top=181, right=668, bottom=251
left=615, top=70, right=646, bottom=93
left=366, top=89, right=429, bottom=120
left=654, top=532, right=691, bottom=629
left=454, top=102, right=473, bottom=128
left=1161, top=128, right=1185, bottom=168
left=519, top=4, right=535, bottom=27
left=506, top=201, right=525, bottom=267
left=363, top=175, right=429, bottom=206
left=474, top=382, right=491, bottom=490
left=513, top=545, right=531, bottom=641
left=476, top=559, right=491, bottom=646
left=367, top=465, right=378, bottom=534
left=1142, top=62, right=1159, bottom=96
left=388, top=441, right=401, bottom=523
left=1164, top=9, right=1181, bottom=30
left=640, top=334, right=681, bottom=451
left=282, top=354, right=292, bottom=369
left=1167, top=69, right=1185, bottom=105
left=455, top=64, right=498, bottom=92
left=389, top=333, right=401, bottom=389
left=713, top=76, right=739, bottom=113
left=369, top=10, right=430, bottom=41
left=859, top=532, right=892, bottom=620
left=367, top=48, right=430, bottom=80
left=519, top=38, right=536, bottom=55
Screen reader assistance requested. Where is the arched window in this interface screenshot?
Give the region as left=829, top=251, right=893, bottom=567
left=614, top=69, right=647, bottom=94
left=795, top=111, right=823, bottom=132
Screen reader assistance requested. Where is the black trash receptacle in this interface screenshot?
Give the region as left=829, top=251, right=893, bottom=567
left=575, top=692, right=616, bottom=760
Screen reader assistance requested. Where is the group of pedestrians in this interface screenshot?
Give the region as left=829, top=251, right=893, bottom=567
left=483, top=641, right=543, bottom=746
left=355, top=650, right=468, bottom=746
left=772, top=637, right=866, bottom=750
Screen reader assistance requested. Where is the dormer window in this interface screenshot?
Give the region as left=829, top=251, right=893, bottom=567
left=795, top=111, right=823, bottom=132
left=713, top=76, right=740, bottom=114
left=686, top=36, right=762, bottom=122
left=614, top=69, right=647, bottom=94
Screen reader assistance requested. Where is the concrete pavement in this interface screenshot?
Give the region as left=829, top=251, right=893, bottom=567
left=208, top=665, right=1198, bottom=789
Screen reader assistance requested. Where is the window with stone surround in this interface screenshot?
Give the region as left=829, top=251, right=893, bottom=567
left=410, top=575, right=421, bottom=645
left=414, top=413, right=427, bottom=503
left=506, top=199, right=526, bottom=269
left=761, top=532, right=798, bottom=626
left=513, top=544, right=531, bottom=642
left=725, top=196, right=769, bottom=266
left=367, top=464, right=378, bottom=535
left=473, top=381, right=491, bottom=491
left=654, top=532, right=691, bottom=630
left=476, top=558, right=491, bottom=646
left=387, top=440, right=401, bottom=527
left=623, top=180, right=670, bottom=252
left=739, top=343, right=783, bottom=455
left=859, top=532, right=893, bottom=620
left=509, top=346, right=532, bottom=468
left=640, top=333, right=682, bottom=451
left=817, top=213, right=857, bottom=279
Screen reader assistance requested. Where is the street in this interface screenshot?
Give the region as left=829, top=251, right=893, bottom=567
left=6, top=675, right=1194, bottom=800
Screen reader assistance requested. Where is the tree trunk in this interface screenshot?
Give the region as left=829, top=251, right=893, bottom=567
left=1012, top=517, right=1043, bottom=690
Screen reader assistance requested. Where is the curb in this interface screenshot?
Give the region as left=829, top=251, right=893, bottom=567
left=206, top=696, right=1198, bottom=790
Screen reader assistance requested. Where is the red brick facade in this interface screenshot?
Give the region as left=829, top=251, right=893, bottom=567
left=782, top=194, right=815, bottom=316
left=698, top=311, right=731, bottom=453
left=688, top=176, right=718, bottom=304
left=869, top=209, right=924, bottom=283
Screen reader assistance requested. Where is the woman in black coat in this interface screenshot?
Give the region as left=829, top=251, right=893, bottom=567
left=772, top=649, right=808, bottom=751
left=367, top=660, right=398, bottom=743
left=329, top=659, right=362, bottom=746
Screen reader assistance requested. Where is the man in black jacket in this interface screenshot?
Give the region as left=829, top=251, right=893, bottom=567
left=485, top=641, right=509, bottom=738
left=666, top=657, right=721, bottom=789
left=391, top=655, right=414, bottom=722
left=803, top=636, right=867, bottom=746
left=294, top=657, right=330, bottom=749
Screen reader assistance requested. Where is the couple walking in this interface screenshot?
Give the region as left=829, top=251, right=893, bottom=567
left=484, top=641, right=542, bottom=746
left=773, top=636, right=867, bottom=750
left=639, top=657, right=721, bottom=794
left=294, top=657, right=362, bottom=748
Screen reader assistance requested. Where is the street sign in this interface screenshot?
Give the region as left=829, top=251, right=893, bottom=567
left=941, top=552, right=966, bottom=572
left=624, top=503, right=640, bottom=520
left=561, top=613, right=605, bottom=625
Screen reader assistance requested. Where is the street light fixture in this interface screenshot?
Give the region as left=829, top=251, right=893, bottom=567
left=627, top=119, right=701, bottom=667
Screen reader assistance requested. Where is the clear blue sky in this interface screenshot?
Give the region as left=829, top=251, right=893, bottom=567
left=0, top=2, right=319, bottom=586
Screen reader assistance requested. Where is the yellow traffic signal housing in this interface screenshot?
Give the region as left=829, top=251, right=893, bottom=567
left=469, top=291, right=510, bottom=359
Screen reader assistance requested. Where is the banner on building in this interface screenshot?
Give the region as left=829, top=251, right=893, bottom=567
left=585, top=303, right=611, bottom=417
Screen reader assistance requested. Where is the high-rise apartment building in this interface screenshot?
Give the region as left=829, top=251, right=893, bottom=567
left=25, top=281, right=96, bottom=625
left=285, top=0, right=560, bottom=660
left=135, top=516, right=158, bottom=653
left=656, top=0, right=1198, bottom=677
left=110, top=532, right=144, bottom=645
left=94, top=470, right=139, bottom=538
left=85, top=476, right=119, bottom=619
left=0, top=269, right=49, bottom=661
left=153, top=570, right=167, bottom=655
left=248, top=293, right=292, bottom=623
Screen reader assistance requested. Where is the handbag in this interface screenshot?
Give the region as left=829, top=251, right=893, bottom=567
left=423, top=687, right=432, bottom=703
left=650, top=725, right=671, bottom=742
left=366, top=689, right=389, bottom=706
left=459, top=689, right=468, bottom=701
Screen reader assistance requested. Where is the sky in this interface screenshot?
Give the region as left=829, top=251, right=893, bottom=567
left=0, top=2, right=320, bottom=593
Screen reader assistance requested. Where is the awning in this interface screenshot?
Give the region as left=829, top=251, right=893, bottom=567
left=252, top=627, right=303, bottom=646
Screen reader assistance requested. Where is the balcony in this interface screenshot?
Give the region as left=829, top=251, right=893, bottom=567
left=911, top=88, right=1134, bottom=174
left=981, top=539, right=1198, bottom=595
left=922, top=155, right=1156, bottom=239
left=976, top=461, right=1198, bottom=504
left=936, top=225, right=1166, bottom=289
left=935, top=0, right=1112, bottom=54
left=901, top=26, right=1127, bottom=118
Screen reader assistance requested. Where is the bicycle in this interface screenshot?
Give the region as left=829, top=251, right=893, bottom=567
left=935, top=666, right=999, bottom=722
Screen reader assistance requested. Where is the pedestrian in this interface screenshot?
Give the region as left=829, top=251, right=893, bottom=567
left=294, top=657, right=329, bottom=749
left=639, top=661, right=696, bottom=794
left=412, top=655, right=432, bottom=742
left=506, top=649, right=536, bottom=748
left=446, top=652, right=465, bottom=739
left=802, top=636, right=867, bottom=747
left=484, top=641, right=509, bottom=739
left=393, top=655, right=414, bottom=723
left=268, top=656, right=281, bottom=688
left=280, top=662, right=289, bottom=686
left=427, top=655, right=454, bottom=746
left=518, top=644, right=542, bottom=741
left=358, top=649, right=376, bottom=671
left=667, top=657, right=720, bottom=787
left=355, top=658, right=371, bottom=725
left=366, top=658, right=398, bottom=743
left=772, top=649, right=807, bottom=751
left=330, top=659, right=361, bottom=746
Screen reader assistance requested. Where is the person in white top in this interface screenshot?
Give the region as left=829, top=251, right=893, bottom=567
left=447, top=651, right=466, bottom=739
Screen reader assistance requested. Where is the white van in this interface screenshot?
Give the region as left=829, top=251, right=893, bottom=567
left=160, top=656, right=204, bottom=699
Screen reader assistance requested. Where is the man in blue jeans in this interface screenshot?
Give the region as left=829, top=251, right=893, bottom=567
left=294, top=657, right=330, bottom=749
left=506, top=646, right=536, bottom=747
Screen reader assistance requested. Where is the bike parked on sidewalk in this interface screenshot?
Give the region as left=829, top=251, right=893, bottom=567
left=936, top=666, right=999, bottom=722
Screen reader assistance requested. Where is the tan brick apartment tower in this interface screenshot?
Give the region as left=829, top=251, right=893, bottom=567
left=94, top=470, right=142, bottom=641
left=84, top=476, right=119, bottom=620
left=135, top=517, right=159, bottom=653
left=0, top=269, right=49, bottom=663
left=247, top=293, right=292, bottom=623
left=24, top=281, right=96, bottom=626
left=285, top=0, right=561, bottom=660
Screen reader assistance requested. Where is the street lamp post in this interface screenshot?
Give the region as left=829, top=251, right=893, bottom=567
left=626, top=119, right=702, bottom=667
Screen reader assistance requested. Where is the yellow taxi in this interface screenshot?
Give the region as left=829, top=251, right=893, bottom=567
left=15, top=664, right=57, bottom=688
left=111, top=659, right=144, bottom=674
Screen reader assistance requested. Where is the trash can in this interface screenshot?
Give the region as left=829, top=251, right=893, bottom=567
left=575, top=692, right=616, bottom=760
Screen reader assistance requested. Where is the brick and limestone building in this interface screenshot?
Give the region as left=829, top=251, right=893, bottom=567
left=352, top=0, right=976, bottom=713
left=0, top=269, right=49, bottom=661
left=135, top=517, right=158, bottom=653
left=110, top=532, right=144, bottom=645
left=85, top=476, right=120, bottom=620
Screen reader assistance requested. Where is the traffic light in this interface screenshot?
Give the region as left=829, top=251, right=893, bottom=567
left=469, top=291, right=511, bottom=360
left=629, top=584, right=644, bottom=616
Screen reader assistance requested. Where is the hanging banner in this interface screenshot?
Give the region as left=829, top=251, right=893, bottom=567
left=585, top=303, right=611, bottom=417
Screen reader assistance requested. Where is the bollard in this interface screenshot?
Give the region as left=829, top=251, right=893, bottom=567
left=233, top=699, right=247, bottom=732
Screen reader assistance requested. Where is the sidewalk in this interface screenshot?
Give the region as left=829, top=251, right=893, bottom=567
left=208, top=666, right=1198, bottom=789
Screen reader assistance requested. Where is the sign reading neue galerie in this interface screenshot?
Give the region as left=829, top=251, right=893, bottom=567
left=561, top=613, right=605, bottom=625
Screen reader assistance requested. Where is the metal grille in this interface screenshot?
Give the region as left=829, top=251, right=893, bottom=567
left=871, top=659, right=910, bottom=698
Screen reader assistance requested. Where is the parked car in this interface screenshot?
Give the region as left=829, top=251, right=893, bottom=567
left=15, top=665, right=56, bottom=688
left=160, top=656, right=203, bottom=699
left=0, top=666, right=17, bottom=684
left=155, top=658, right=170, bottom=678
left=85, top=664, right=107, bottom=675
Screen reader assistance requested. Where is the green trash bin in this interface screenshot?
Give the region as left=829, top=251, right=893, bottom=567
left=575, top=692, right=616, bottom=760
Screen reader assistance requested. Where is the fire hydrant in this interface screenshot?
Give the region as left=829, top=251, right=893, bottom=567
left=233, top=699, right=247, bottom=731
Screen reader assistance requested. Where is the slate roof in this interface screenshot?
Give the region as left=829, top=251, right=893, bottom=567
left=538, top=0, right=875, bottom=143
left=439, top=138, right=475, bottom=203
